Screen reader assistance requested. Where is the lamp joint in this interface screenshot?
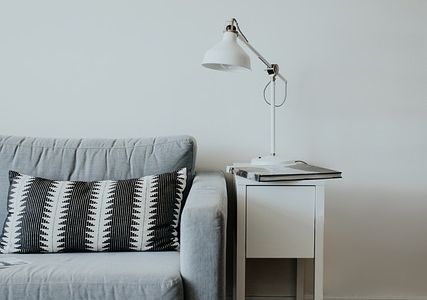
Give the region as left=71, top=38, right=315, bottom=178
left=225, top=19, right=238, bottom=34
left=266, top=64, right=279, bottom=80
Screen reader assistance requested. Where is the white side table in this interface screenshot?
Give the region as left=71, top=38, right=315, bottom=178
left=232, top=174, right=325, bottom=300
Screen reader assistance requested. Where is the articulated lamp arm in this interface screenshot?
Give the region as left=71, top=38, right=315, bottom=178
left=227, top=18, right=289, bottom=162
left=229, top=18, right=287, bottom=84
left=236, top=35, right=287, bottom=84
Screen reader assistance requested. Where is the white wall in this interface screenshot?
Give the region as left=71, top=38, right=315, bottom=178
left=0, top=0, right=426, bottom=298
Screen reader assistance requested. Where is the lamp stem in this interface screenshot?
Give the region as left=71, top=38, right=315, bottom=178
left=270, top=77, right=276, bottom=156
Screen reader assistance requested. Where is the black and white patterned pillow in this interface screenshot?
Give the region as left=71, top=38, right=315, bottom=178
left=0, top=168, right=186, bottom=254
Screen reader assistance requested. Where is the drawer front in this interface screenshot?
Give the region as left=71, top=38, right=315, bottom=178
left=246, top=185, right=315, bottom=258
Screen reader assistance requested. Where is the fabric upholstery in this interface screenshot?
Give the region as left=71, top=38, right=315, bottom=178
left=0, top=135, right=228, bottom=300
left=0, top=251, right=182, bottom=300
left=180, top=172, right=227, bottom=300
left=0, top=135, right=196, bottom=234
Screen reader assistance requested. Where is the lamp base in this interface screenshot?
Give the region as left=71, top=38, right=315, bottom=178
left=250, top=155, right=296, bottom=166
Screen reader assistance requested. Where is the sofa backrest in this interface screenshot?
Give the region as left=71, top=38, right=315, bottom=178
left=0, top=135, right=196, bottom=233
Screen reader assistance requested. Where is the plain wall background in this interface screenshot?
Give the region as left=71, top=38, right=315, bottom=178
left=0, top=0, right=426, bottom=298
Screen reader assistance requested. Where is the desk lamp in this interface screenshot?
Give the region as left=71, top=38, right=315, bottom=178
left=202, top=18, right=290, bottom=165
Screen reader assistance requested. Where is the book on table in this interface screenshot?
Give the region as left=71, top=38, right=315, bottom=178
left=228, top=161, right=342, bottom=182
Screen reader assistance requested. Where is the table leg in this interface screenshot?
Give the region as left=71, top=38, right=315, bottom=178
left=296, top=259, right=305, bottom=300
left=314, top=185, right=324, bottom=300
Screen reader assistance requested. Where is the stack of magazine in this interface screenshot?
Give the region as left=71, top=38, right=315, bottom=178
left=228, top=161, right=342, bottom=182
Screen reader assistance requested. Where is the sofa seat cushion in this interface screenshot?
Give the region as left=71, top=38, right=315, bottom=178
left=0, top=252, right=183, bottom=300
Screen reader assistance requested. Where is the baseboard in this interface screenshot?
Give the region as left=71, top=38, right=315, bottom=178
left=246, top=297, right=295, bottom=300
left=242, top=296, right=427, bottom=300
left=325, top=297, right=427, bottom=300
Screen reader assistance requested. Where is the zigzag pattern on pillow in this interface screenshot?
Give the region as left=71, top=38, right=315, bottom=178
left=0, top=169, right=186, bottom=254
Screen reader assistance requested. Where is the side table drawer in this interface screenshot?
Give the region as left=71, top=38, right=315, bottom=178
left=246, top=185, right=315, bottom=258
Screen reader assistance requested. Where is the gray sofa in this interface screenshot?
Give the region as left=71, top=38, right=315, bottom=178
left=0, top=135, right=227, bottom=300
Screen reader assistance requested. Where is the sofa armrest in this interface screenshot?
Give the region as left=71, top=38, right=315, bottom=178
left=180, top=171, right=227, bottom=300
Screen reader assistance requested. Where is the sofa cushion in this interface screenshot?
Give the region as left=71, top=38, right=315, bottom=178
left=0, top=252, right=183, bottom=300
left=0, top=135, right=196, bottom=235
left=1, top=168, right=186, bottom=254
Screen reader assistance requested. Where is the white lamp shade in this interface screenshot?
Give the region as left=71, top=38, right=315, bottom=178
left=202, top=31, right=251, bottom=71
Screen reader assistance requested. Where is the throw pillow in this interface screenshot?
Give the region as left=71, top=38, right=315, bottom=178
left=0, top=168, right=186, bottom=253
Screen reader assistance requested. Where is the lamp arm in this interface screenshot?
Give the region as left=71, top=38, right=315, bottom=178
left=237, top=35, right=287, bottom=83
left=236, top=32, right=288, bottom=158
left=223, top=18, right=288, bottom=159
